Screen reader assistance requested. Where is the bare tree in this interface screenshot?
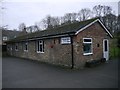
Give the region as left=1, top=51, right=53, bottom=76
left=34, top=22, right=41, bottom=31
left=34, top=25, right=39, bottom=31
left=93, top=5, right=103, bottom=17
left=18, top=23, right=26, bottom=31
left=70, top=13, right=78, bottom=22
left=102, top=14, right=117, bottom=34
left=101, top=5, right=113, bottom=29
left=36, top=20, right=48, bottom=30
left=41, top=15, right=53, bottom=29
left=46, top=15, right=53, bottom=28
left=26, top=25, right=40, bottom=33
left=117, top=15, right=120, bottom=33
left=34, top=4, right=117, bottom=33
left=49, top=16, right=60, bottom=27
left=26, top=26, right=32, bottom=33
left=78, top=8, right=91, bottom=21
left=103, top=5, right=112, bottom=16
left=63, top=13, right=73, bottom=23
left=62, top=12, right=78, bottom=24
left=59, top=16, right=66, bottom=25
left=92, top=5, right=118, bottom=34
left=18, top=23, right=27, bottom=36
left=41, top=19, right=48, bottom=30
left=98, top=5, right=118, bottom=34
left=41, top=15, right=61, bottom=29
left=53, top=17, right=60, bottom=26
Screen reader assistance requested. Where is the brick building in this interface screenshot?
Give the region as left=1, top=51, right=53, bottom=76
left=6, top=18, right=113, bottom=68
left=2, top=29, right=21, bottom=52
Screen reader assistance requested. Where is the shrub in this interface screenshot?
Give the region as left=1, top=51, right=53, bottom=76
left=101, top=58, right=106, bottom=63
left=86, top=58, right=106, bottom=67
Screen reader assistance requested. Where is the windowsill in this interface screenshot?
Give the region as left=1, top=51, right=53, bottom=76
left=83, top=53, right=93, bottom=56
left=24, top=50, right=28, bottom=52
left=15, top=50, right=18, bottom=51
left=61, top=43, right=71, bottom=45
left=37, top=51, right=44, bottom=53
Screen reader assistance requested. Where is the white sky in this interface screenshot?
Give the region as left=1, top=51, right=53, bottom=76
left=1, top=0, right=119, bottom=30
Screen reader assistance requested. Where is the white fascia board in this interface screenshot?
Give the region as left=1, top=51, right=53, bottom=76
left=75, top=19, right=98, bottom=35
left=75, top=19, right=113, bottom=38
left=97, top=19, right=113, bottom=38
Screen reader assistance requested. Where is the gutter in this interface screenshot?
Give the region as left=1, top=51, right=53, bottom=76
left=6, top=32, right=75, bottom=43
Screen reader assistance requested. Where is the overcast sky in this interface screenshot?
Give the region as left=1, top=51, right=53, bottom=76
left=1, top=0, right=119, bottom=30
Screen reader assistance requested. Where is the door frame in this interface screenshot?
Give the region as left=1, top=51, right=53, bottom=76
left=103, top=39, right=109, bottom=61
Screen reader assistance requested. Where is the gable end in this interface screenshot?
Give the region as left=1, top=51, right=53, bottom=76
left=75, top=19, right=113, bottom=38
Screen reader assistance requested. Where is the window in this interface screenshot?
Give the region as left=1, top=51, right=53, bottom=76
left=61, top=37, right=71, bottom=44
left=15, top=43, right=18, bottom=51
left=104, top=40, right=108, bottom=51
left=83, top=38, right=92, bottom=55
left=37, top=40, right=44, bottom=53
left=7, top=46, right=9, bottom=50
left=24, top=42, right=28, bottom=51
left=14, top=36, right=16, bottom=38
left=10, top=45, right=13, bottom=51
left=3, top=36, right=7, bottom=41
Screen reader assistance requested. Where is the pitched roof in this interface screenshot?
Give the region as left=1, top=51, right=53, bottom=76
left=2, top=30, right=21, bottom=40
left=6, top=18, right=112, bottom=43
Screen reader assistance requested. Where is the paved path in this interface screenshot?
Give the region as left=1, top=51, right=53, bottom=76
left=2, top=57, right=118, bottom=88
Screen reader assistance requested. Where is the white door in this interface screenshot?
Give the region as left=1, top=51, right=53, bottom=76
left=103, top=39, right=109, bottom=61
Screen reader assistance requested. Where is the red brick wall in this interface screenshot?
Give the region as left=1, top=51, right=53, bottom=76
left=73, top=22, right=111, bottom=68
left=7, top=37, right=72, bottom=67
left=7, top=22, right=111, bottom=68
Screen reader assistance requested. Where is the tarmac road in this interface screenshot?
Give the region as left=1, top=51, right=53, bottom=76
left=2, top=56, right=118, bottom=88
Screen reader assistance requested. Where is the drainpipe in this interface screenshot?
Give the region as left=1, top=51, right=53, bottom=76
left=70, top=35, right=74, bottom=69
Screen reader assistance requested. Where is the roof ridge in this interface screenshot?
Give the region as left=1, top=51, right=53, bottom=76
left=6, top=18, right=99, bottom=43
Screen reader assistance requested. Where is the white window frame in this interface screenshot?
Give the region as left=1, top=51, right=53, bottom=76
left=83, top=38, right=93, bottom=55
left=61, top=37, right=71, bottom=44
left=15, top=43, right=18, bottom=51
left=24, top=42, right=28, bottom=52
left=10, top=45, right=13, bottom=51
left=37, top=40, right=44, bottom=53
left=3, top=36, right=8, bottom=41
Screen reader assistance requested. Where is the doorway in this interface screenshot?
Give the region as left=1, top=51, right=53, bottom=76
left=103, top=39, right=109, bottom=61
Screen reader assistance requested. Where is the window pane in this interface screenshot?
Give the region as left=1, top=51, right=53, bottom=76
left=39, top=40, right=42, bottom=44
left=37, top=40, right=44, bottom=52
left=25, top=44, right=26, bottom=50
left=25, top=44, right=28, bottom=50
left=15, top=45, right=17, bottom=50
left=84, top=39, right=91, bottom=42
left=43, top=41, right=44, bottom=52
left=61, top=37, right=71, bottom=44
left=83, top=44, right=91, bottom=53
left=37, top=41, right=39, bottom=51
left=24, top=42, right=28, bottom=51
left=3, top=37, right=7, bottom=41
left=40, top=44, right=42, bottom=52
left=105, top=40, right=108, bottom=51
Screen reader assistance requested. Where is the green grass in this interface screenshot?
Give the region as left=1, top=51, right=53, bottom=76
left=110, top=46, right=120, bottom=58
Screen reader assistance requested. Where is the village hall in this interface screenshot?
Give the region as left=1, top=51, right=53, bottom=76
left=6, top=18, right=113, bottom=68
